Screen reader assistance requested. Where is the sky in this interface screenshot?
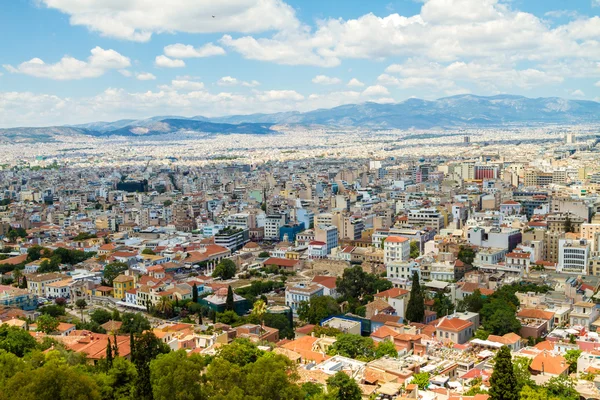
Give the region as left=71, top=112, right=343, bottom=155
left=1, top=0, right=600, bottom=127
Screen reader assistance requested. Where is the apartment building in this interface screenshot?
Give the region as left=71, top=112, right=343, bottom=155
left=557, top=239, right=590, bottom=275
left=407, top=209, right=445, bottom=232
left=383, top=236, right=410, bottom=264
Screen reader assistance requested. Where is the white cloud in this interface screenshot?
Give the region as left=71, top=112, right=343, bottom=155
left=382, top=59, right=564, bottom=93
left=312, top=75, right=342, bottom=85
left=215, top=0, right=600, bottom=102
left=256, top=90, right=304, bottom=102
left=362, top=85, right=390, bottom=97
left=347, top=78, right=364, bottom=87
left=220, top=34, right=340, bottom=67
left=217, top=76, right=260, bottom=87
left=155, top=55, right=186, bottom=68
left=136, top=72, right=156, bottom=80
left=595, top=81, right=600, bottom=87
left=39, top=0, right=300, bottom=42
left=217, top=76, right=239, bottom=86
left=571, top=89, right=585, bottom=97
left=159, top=79, right=205, bottom=91
left=119, top=69, right=132, bottom=77
left=3, top=46, right=130, bottom=80
left=0, top=83, right=402, bottom=127
left=164, top=43, right=226, bottom=58
left=242, top=80, right=260, bottom=87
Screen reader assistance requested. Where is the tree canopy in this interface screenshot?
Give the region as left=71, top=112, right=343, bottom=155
left=406, top=271, right=424, bottom=323
left=103, top=262, right=129, bottom=286
left=489, top=346, right=518, bottom=400
left=212, top=259, right=237, bottom=280
left=297, top=296, right=340, bottom=324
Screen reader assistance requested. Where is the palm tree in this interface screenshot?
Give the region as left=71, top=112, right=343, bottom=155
left=156, top=296, right=174, bottom=318
left=251, top=299, right=267, bottom=325
left=12, top=268, right=22, bottom=287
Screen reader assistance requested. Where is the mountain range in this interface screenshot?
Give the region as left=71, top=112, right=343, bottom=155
left=3, top=94, right=600, bottom=142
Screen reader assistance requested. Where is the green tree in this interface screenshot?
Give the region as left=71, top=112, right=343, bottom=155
left=0, top=349, right=29, bottom=389
left=263, top=313, right=294, bottom=340
left=76, top=299, right=87, bottom=322
left=36, top=314, right=59, bottom=334
left=410, top=241, right=420, bottom=258
left=327, top=334, right=376, bottom=361
left=95, top=356, right=138, bottom=400
left=212, top=259, right=237, bottom=280
left=482, top=306, right=521, bottom=336
left=258, top=251, right=270, bottom=258
left=519, top=385, right=554, bottom=400
left=457, top=246, right=476, bottom=265
left=0, top=325, right=38, bottom=357
left=27, top=245, right=43, bottom=262
left=459, top=289, right=485, bottom=313
left=120, top=312, right=151, bottom=334
left=90, top=309, right=113, bottom=325
left=406, top=271, right=424, bottom=323
left=336, top=265, right=392, bottom=301
left=433, top=291, right=454, bottom=317
left=2, top=360, right=101, bottom=400
left=192, top=283, right=198, bottom=303
left=301, top=382, right=325, bottom=398
left=103, top=262, right=129, bottom=286
left=326, top=371, right=361, bottom=400
left=240, top=353, right=304, bottom=400
left=141, top=248, right=156, bottom=255
left=150, top=350, right=208, bottom=400
left=375, top=339, right=398, bottom=359
left=564, top=214, right=574, bottom=233
left=564, top=349, right=581, bottom=374
left=155, top=296, right=174, bottom=318
left=105, top=338, right=113, bottom=370
left=132, top=332, right=170, bottom=400
left=489, top=346, right=518, bottom=400
left=297, top=296, right=340, bottom=324
left=215, top=338, right=263, bottom=367
left=411, top=372, right=430, bottom=390
left=225, top=286, right=235, bottom=312
left=39, top=304, right=66, bottom=318
left=545, top=375, right=578, bottom=400
left=512, top=356, right=534, bottom=391
left=216, top=310, right=240, bottom=325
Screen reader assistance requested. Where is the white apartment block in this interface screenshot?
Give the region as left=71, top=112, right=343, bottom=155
left=558, top=239, right=590, bottom=275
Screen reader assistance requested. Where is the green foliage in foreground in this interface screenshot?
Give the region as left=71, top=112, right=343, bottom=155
left=0, top=324, right=364, bottom=400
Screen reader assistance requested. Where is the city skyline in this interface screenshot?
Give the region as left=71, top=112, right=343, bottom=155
left=2, top=0, right=600, bottom=127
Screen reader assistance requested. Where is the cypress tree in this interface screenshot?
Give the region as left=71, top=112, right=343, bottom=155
left=225, top=285, right=235, bottom=312
left=489, top=346, right=518, bottom=400
left=129, top=332, right=135, bottom=362
left=406, top=271, right=425, bottom=323
left=106, top=337, right=113, bottom=369
left=192, top=283, right=198, bottom=303
left=113, top=333, right=119, bottom=356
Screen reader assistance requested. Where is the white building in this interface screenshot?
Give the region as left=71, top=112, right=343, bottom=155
left=264, top=214, right=287, bottom=240
left=557, top=239, right=590, bottom=275
left=407, top=209, right=445, bottom=232
left=285, top=282, right=325, bottom=315
left=384, top=236, right=410, bottom=264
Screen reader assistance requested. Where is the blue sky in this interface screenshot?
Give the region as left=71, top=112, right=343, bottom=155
left=1, top=0, right=600, bottom=127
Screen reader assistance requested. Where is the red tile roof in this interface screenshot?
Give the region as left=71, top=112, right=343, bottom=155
left=436, top=317, right=473, bottom=332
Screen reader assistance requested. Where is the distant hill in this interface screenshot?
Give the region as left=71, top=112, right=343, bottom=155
left=2, top=94, right=600, bottom=142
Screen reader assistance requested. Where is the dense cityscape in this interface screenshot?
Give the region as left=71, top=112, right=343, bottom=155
left=0, top=123, right=599, bottom=399
left=4, top=0, right=600, bottom=399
